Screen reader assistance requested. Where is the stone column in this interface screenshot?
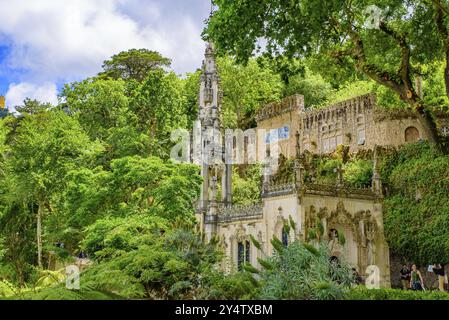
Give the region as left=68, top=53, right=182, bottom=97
left=204, top=176, right=218, bottom=242
left=372, top=145, right=383, bottom=197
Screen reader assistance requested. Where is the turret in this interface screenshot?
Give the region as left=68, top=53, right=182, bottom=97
left=198, top=42, right=231, bottom=242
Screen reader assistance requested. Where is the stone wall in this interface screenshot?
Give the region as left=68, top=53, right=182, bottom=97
left=255, top=93, right=449, bottom=158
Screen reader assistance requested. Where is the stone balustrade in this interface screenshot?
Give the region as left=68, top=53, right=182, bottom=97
left=217, top=203, right=263, bottom=224
left=304, top=183, right=377, bottom=200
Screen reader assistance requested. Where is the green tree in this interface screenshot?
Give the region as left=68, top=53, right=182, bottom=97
left=232, top=165, right=262, bottom=205
left=4, top=110, right=103, bottom=268
left=51, top=156, right=202, bottom=250
left=61, top=78, right=150, bottom=160
left=62, top=79, right=131, bottom=141
left=218, top=56, right=283, bottom=129
left=131, top=70, right=188, bottom=158
left=81, top=216, right=221, bottom=299
left=182, top=70, right=202, bottom=128
left=206, top=0, right=449, bottom=148
left=283, top=67, right=334, bottom=108
left=15, top=99, right=53, bottom=115
left=98, top=49, right=171, bottom=82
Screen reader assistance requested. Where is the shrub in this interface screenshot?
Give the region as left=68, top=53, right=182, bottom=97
left=346, top=286, right=449, bottom=300
left=343, top=160, right=373, bottom=188
left=255, top=241, right=355, bottom=300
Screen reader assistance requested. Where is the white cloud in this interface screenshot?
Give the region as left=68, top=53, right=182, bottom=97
left=5, top=82, right=58, bottom=108
left=0, top=0, right=208, bottom=88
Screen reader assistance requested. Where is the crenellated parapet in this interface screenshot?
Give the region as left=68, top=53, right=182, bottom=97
left=256, top=94, right=305, bottom=122
left=301, top=93, right=376, bottom=131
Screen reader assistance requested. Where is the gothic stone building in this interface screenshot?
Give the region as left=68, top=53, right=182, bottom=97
left=195, top=43, right=449, bottom=288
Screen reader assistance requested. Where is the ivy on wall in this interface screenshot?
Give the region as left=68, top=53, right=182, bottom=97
left=381, top=143, right=449, bottom=265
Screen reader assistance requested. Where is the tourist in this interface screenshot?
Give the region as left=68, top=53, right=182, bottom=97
left=432, top=263, right=446, bottom=292
left=399, top=264, right=411, bottom=290
left=410, top=264, right=424, bottom=291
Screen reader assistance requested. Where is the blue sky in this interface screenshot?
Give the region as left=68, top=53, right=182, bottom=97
left=0, top=0, right=211, bottom=108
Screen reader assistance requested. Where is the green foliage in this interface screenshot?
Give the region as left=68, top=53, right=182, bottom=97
left=311, top=154, right=373, bottom=188
left=98, top=49, right=171, bottom=82
left=131, top=70, right=189, bottom=158
left=82, top=223, right=222, bottom=299
left=282, top=67, right=333, bottom=108
left=326, top=81, right=374, bottom=106
left=0, top=280, right=18, bottom=297
left=346, top=286, right=449, bottom=300
left=315, top=158, right=340, bottom=184
left=15, top=98, right=53, bottom=115
left=255, top=241, right=355, bottom=300
left=62, top=78, right=131, bottom=143
left=344, top=160, right=373, bottom=188
left=181, top=70, right=202, bottom=128
left=382, top=143, right=449, bottom=264
left=82, top=214, right=169, bottom=262
left=232, top=165, right=261, bottom=205
left=204, top=271, right=259, bottom=300
left=218, top=56, right=283, bottom=129
left=15, top=286, right=119, bottom=301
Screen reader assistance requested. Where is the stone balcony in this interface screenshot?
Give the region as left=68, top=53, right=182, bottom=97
left=303, top=183, right=377, bottom=200
left=217, top=203, right=263, bottom=224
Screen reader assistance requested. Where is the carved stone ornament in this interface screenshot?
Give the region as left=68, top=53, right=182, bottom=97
left=236, top=224, right=247, bottom=242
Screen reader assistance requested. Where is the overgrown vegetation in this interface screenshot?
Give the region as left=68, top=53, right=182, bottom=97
left=346, top=286, right=449, bottom=300
left=1, top=0, right=449, bottom=299
left=382, top=142, right=449, bottom=265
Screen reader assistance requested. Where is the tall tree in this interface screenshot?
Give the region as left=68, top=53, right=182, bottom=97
left=218, top=56, right=283, bottom=129
left=131, top=70, right=188, bottom=158
left=98, top=49, right=171, bottom=82
left=15, top=99, right=53, bottom=115
left=206, top=0, right=449, bottom=148
left=5, top=110, right=102, bottom=267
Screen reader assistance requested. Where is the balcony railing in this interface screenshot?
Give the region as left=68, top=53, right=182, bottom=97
left=217, top=203, right=263, bottom=224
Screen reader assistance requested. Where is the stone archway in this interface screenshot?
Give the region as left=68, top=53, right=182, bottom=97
left=405, top=126, right=420, bottom=143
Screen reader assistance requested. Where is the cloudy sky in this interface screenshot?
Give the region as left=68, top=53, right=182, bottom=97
left=0, top=0, right=211, bottom=108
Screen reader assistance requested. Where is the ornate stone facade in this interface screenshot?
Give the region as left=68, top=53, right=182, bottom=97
left=195, top=42, right=447, bottom=288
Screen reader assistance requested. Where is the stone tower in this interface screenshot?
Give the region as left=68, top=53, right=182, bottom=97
left=197, top=42, right=232, bottom=241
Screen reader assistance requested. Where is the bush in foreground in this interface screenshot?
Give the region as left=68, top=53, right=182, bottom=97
left=347, top=286, right=449, bottom=300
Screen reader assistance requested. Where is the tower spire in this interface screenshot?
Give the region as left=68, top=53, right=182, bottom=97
left=198, top=39, right=231, bottom=242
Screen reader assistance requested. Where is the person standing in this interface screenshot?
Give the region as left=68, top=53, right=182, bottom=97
left=433, top=263, right=446, bottom=292
left=410, top=264, right=424, bottom=291
left=400, top=265, right=411, bottom=290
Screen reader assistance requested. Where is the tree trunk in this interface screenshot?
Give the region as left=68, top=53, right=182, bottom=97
left=37, top=202, right=43, bottom=269
left=415, top=106, right=442, bottom=147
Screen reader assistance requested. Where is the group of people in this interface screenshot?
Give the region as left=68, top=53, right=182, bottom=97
left=400, top=264, right=446, bottom=292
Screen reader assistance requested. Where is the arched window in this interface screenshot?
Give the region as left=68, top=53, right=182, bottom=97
left=237, top=241, right=251, bottom=270
left=282, top=227, right=289, bottom=247
left=405, top=126, right=420, bottom=143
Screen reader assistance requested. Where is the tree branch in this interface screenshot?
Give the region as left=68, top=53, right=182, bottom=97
left=378, top=21, right=416, bottom=103
left=433, top=2, right=449, bottom=99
